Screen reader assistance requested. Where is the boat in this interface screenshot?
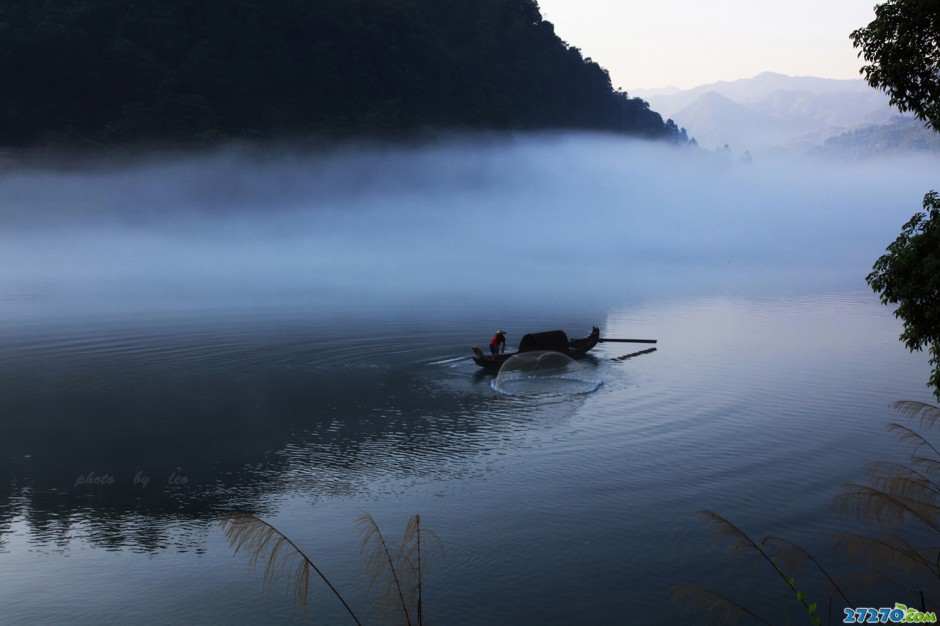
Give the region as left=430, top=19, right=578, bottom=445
left=471, top=326, right=601, bottom=370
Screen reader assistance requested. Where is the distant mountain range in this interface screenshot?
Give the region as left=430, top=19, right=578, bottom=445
left=634, top=72, right=939, bottom=156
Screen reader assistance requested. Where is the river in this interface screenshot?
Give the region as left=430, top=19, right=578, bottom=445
left=0, top=134, right=937, bottom=624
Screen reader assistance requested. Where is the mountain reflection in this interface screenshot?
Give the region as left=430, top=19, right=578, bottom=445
left=0, top=315, right=579, bottom=553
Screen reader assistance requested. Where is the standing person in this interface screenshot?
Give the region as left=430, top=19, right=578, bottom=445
left=489, top=330, right=506, bottom=358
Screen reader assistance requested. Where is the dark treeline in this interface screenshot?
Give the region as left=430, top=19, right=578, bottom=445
left=0, top=0, right=680, bottom=147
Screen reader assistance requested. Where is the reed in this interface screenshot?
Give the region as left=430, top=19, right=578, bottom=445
left=220, top=512, right=363, bottom=624
left=678, top=402, right=940, bottom=624
left=672, top=585, right=775, bottom=626
left=220, top=512, right=440, bottom=625
left=357, top=512, right=443, bottom=626
left=673, top=511, right=828, bottom=626
left=833, top=401, right=940, bottom=609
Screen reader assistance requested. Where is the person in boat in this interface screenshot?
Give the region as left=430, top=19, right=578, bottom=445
left=489, top=330, right=506, bottom=358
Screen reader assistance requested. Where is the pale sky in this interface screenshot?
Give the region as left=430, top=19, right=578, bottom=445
left=535, top=0, right=879, bottom=91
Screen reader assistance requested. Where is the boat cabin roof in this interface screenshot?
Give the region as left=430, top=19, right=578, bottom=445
left=518, top=330, right=569, bottom=353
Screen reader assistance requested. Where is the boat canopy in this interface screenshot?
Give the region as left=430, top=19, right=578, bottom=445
left=518, top=330, right=570, bottom=353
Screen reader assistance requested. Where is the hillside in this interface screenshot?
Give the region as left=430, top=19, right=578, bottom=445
left=635, top=72, right=897, bottom=154
left=813, top=116, right=940, bottom=158
left=0, top=0, right=675, bottom=147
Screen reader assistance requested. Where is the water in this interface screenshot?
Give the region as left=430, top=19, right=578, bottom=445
left=0, top=135, right=937, bottom=624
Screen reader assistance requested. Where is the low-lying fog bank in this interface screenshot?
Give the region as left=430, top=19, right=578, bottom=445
left=1, top=133, right=936, bottom=321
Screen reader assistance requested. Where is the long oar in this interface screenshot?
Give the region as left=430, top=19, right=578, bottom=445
left=598, top=337, right=657, bottom=344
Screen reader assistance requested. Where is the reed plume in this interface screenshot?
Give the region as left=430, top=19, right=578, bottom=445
left=832, top=402, right=940, bottom=606
left=892, top=401, right=940, bottom=429
left=220, top=511, right=441, bottom=625
left=678, top=403, right=940, bottom=623
left=674, top=511, right=825, bottom=626
left=219, top=512, right=363, bottom=625
left=357, top=513, right=443, bottom=626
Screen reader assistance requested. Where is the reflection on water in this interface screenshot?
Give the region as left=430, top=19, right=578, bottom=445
left=0, top=291, right=933, bottom=624
left=1, top=138, right=939, bottom=623
left=0, top=312, right=605, bottom=555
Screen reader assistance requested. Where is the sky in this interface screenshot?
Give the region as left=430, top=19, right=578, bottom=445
left=535, top=0, right=879, bottom=91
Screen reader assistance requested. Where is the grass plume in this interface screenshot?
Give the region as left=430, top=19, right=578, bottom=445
left=892, top=402, right=940, bottom=429
left=219, top=512, right=363, bottom=625
left=679, top=403, right=940, bottom=623
left=833, top=402, right=940, bottom=605
left=761, top=535, right=854, bottom=611
left=357, top=513, right=443, bottom=626
left=682, top=511, right=825, bottom=626
left=220, top=512, right=440, bottom=625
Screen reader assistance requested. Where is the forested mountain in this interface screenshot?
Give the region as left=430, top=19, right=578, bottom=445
left=0, top=0, right=676, bottom=146
left=814, top=116, right=940, bottom=158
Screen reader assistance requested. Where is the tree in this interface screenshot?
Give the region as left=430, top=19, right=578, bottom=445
left=867, top=192, right=940, bottom=401
left=0, top=0, right=676, bottom=146
left=850, top=0, right=940, bottom=130
left=855, top=1, right=940, bottom=399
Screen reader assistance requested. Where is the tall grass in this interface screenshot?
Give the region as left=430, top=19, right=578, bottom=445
left=220, top=512, right=441, bottom=625
left=834, top=401, right=940, bottom=610
left=673, top=512, right=838, bottom=625
left=675, top=401, right=940, bottom=624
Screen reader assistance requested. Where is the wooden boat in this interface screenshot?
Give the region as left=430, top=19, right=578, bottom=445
left=472, top=326, right=601, bottom=370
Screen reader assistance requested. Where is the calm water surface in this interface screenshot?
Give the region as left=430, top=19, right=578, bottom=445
left=0, top=294, right=932, bottom=625
left=0, top=137, right=937, bottom=624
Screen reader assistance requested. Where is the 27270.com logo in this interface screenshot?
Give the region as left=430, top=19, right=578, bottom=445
left=844, top=604, right=937, bottom=623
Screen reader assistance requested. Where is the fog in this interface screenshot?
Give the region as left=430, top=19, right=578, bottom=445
left=1, top=133, right=937, bottom=322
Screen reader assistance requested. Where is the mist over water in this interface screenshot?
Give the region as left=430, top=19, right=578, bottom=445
left=1, top=133, right=937, bottom=323
left=1, top=133, right=939, bottom=624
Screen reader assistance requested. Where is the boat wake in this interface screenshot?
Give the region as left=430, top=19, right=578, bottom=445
left=427, top=355, right=470, bottom=366
left=491, top=351, right=601, bottom=397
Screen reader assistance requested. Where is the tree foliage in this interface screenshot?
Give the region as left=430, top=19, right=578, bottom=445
left=855, top=1, right=940, bottom=399
left=867, top=192, right=940, bottom=400
left=850, top=0, right=940, bottom=130
left=0, top=0, right=675, bottom=146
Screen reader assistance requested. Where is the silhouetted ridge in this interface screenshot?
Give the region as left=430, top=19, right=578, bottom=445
left=0, top=0, right=676, bottom=146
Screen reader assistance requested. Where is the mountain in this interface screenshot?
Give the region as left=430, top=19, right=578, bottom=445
left=0, top=0, right=675, bottom=147
left=634, top=72, right=879, bottom=119
left=668, top=91, right=811, bottom=153
left=635, top=72, right=899, bottom=154
left=813, top=116, right=940, bottom=158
